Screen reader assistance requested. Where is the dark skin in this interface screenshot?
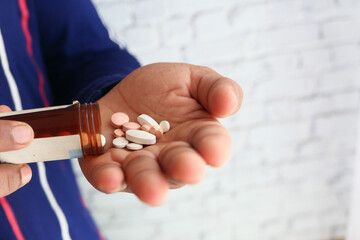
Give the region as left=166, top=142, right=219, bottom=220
left=0, top=62, right=243, bottom=204
left=79, top=63, right=243, bottom=206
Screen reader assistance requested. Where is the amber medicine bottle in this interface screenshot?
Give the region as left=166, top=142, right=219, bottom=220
left=0, top=101, right=104, bottom=164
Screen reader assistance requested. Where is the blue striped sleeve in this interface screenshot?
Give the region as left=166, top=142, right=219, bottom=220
left=34, top=0, right=141, bottom=104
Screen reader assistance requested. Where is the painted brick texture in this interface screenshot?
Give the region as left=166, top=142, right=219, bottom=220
left=72, top=0, right=360, bottom=239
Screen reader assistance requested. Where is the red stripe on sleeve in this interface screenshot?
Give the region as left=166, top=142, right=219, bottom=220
left=0, top=197, right=25, bottom=240
left=18, top=0, right=50, bottom=107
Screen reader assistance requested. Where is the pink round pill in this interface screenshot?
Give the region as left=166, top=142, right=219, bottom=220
left=122, top=122, right=141, bottom=132
left=111, top=112, right=129, bottom=128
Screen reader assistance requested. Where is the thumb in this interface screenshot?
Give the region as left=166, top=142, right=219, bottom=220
left=190, top=65, right=243, bottom=118
left=0, top=105, right=34, bottom=152
left=0, top=121, right=34, bottom=152
left=0, top=163, right=32, bottom=197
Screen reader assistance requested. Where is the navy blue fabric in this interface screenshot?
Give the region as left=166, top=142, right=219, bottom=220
left=0, top=0, right=140, bottom=239
left=32, top=0, right=140, bottom=104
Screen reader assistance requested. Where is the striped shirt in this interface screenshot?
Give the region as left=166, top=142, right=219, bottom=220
left=0, top=0, right=140, bottom=239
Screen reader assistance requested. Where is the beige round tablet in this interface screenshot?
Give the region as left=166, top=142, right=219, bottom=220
left=126, top=130, right=156, bottom=145
left=126, top=143, right=143, bottom=151
left=122, top=122, right=141, bottom=132
left=111, top=112, right=129, bottom=128
left=154, top=128, right=163, bottom=140
left=137, top=114, right=160, bottom=128
left=112, top=137, right=129, bottom=149
left=159, top=121, right=170, bottom=133
left=140, top=124, right=151, bottom=132
left=149, top=126, right=163, bottom=140
left=114, top=129, right=125, bottom=138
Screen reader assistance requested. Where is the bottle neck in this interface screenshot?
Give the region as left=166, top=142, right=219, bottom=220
left=79, top=102, right=103, bottom=156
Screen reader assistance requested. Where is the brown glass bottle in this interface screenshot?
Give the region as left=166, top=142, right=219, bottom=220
left=0, top=101, right=103, bottom=162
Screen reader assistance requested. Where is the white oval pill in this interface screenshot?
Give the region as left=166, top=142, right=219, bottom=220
left=126, top=130, right=156, bottom=145
left=137, top=114, right=160, bottom=128
left=113, top=137, right=129, bottom=149
left=101, top=134, right=106, bottom=147
left=127, top=143, right=143, bottom=151
left=159, top=121, right=170, bottom=133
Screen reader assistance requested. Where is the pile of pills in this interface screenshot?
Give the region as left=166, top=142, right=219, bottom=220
left=110, top=112, right=170, bottom=151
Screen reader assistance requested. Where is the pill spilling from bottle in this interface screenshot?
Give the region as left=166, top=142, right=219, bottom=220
left=110, top=113, right=170, bottom=151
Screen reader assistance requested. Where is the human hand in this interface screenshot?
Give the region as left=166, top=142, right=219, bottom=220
left=0, top=105, right=33, bottom=197
left=79, top=63, right=243, bottom=206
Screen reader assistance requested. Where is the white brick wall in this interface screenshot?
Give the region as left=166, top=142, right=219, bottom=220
left=73, top=0, right=360, bottom=239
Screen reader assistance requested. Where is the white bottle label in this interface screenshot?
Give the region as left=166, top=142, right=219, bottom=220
left=0, top=135, right=83, bottom=164
left=0, top=104, right=70, bottom=117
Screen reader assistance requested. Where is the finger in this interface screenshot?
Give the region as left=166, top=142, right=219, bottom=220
left=0, top=163, right=32, bottom=197
left=78, top=151, right=126, bottom=194
left=0, top=105, right=12, bottom=113
left=0, top=120, right=34, bottom=152
left=158, top=141, right=206, bottom=184
left=189, top=120, right=231, bottom=167
left=122, top=151, right=168, bottom=206
left=0, top=105, right=34, bottom=151
left=190, top=65, right=243, bottom=118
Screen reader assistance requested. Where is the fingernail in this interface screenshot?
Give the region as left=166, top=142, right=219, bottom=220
left=232, top=86, right=242, bottom=114
left=99, top=184, right=121, bottom=194
left=20, top=165, right=32, bottom=185
left=119, top=182, right=127, bottom=191
left=12, top=125, right=33, bottom=144
left=233, top=87, right=240, bottom=105
left=98, top=178, right=122, bottom=194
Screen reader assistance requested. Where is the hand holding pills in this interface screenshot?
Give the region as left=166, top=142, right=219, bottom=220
left=78, top=63, right=243, bottom=206
left=111, top=113, right=169, bottom=149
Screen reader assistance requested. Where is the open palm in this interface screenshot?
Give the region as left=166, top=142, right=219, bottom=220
left=79, top=63, right=243, bottom=206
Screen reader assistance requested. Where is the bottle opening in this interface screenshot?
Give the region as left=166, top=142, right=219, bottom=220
left=79, top=102, right=103, bottom=156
